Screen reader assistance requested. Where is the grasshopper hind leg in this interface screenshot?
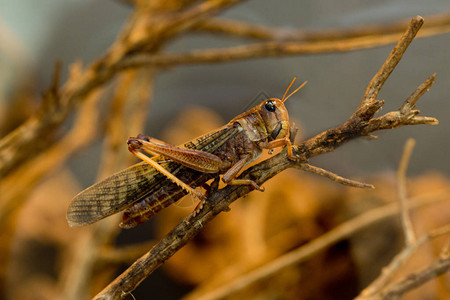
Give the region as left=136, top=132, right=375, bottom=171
left=128, top=139, right=207, bottom=202
left=189, top=176, right=221, bottom=221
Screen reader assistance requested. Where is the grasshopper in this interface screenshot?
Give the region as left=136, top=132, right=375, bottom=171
left=67, top=79, right=306, bottom=228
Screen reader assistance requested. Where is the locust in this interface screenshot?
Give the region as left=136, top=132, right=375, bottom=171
left=67, top=79, right=306, bottom=228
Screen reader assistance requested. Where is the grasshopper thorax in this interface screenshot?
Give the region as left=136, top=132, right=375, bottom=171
left=231, top=98, right=290, bottom=143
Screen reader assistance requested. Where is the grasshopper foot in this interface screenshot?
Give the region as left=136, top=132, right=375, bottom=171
left=187, top=195, right=207, bottom=223
left=288, top=154, right=298, bottom=161
left=127, top=138, right=143, bottom=152
left=136, top=134, right=151, bottom=142
left=227, top=178, right=265, bottom=192
left=245, top=179, right=265, bottom=191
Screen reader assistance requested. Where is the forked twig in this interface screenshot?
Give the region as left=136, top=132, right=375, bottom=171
left=354, top=139, right=449, bottom=299
left=357, top=224, right=450, bottom=299
left=361, top=16, right=423, bottom=103
left=379, top=255, right=450, bottom=299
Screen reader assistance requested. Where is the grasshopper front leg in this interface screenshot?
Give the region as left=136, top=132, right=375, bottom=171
left=258, top=137, right=296, bottom=160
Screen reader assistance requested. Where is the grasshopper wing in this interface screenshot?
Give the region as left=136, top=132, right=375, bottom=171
left=67, top=161, right=165, bottom=226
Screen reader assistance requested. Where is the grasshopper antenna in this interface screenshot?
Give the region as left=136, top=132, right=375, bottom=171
left=283, top=79, right=308, bottom=103
left=281, top=77, right=297, bottom=102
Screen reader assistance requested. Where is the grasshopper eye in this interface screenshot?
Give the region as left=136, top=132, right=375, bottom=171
left=264, top=100, right=276, bottom=112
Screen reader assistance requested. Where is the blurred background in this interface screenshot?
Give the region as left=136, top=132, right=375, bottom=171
left=0, top=0, right=449, bottom=299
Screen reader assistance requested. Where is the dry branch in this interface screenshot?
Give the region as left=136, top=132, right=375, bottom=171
left=118, top=15, right=450, bottom=69
left=93, top=15, right=440, bottom=299
left=353, top=139, right=449, bottom=299
left=357, top=224, right=450, bottom=299
left=118, top=37, right=404, bottom=68
left=397, top=138, right=417, bottom=246
left=379, top=255, right=450, bottom=300
left=194, top=13, right=450, bottom=42
left=295, top=163, right=374, bottom=189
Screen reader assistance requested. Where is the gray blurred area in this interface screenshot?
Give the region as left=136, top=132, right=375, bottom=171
left=1, top=0, right=449, bottom=178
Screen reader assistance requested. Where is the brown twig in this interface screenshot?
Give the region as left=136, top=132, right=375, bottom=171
left=194, top=13, right=450, bottom=42
left=378, top=253, right=450, bottom=300
left=93, top=15, right=439, bottom=299
left=2, top=9, right=446, bottom=182
left=397, top=138, right=417, bottom=246
left=118, top=34, right=412, bottom=69
left=400, top=73, right=436, bottom=115
left=354, top=16, right=423, bottom=120
left=357, top=224, right=450, bottom=299
left=295, top=163, right=374, bottom=189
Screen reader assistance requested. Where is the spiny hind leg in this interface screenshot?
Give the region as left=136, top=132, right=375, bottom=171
left=129, top=136, right=226, bottom=173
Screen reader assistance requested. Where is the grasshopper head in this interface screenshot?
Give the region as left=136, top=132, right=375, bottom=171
left=233, top=79, right=306, bottom=143
left=259, top=98, right=290, bottom=141
left=259, top=79, right=306, bottom=141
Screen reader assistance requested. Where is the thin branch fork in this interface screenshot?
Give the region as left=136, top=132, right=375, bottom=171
left=357, top=224, right=450, bottom=299
left=353, top=16, right=424, bottom=120
left=93, top=15, right=439, bottom=299
left=379, top=255, right=450, bottom=300
left=355, top=138, right=447, bottom=300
